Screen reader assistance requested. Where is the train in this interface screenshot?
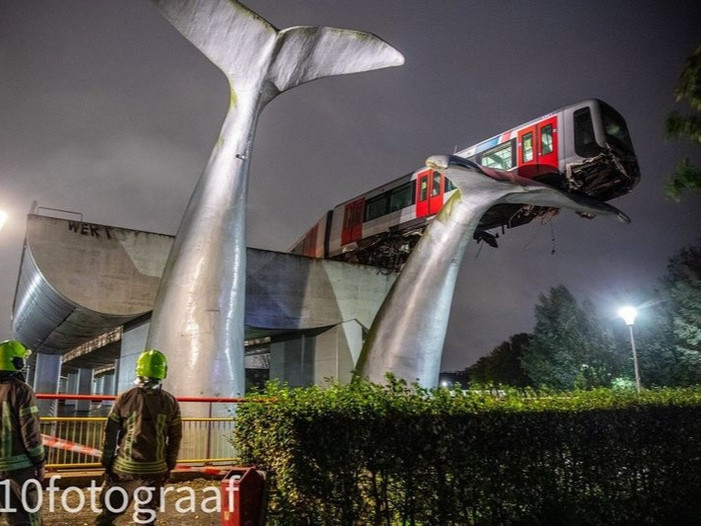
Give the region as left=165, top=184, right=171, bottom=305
left=290, top=99, right=639, bottom=271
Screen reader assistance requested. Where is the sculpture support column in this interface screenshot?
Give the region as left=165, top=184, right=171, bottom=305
left=358, top=155, right=630, bottom=388
left=146, top=0, right=403, bottom=412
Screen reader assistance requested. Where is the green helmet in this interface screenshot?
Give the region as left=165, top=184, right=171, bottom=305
left=135, top=349, right=167, bottom=380
left=0, top=340, right=31, bottom=372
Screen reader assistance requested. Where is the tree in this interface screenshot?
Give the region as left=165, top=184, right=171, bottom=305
left=520, top=285, right=625, bottom=390
left=665, top=45, right=701, bottom=200
left=464, top=333, right=532, bottom=387
left=619, top=241, right=701, bottom=387
left=665, top=243, right=701, bottom=352
left=656, top=242, right=701, bottom=385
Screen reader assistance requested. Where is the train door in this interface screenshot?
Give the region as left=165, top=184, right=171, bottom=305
left=416, top=169, right=444, bottom=218
left=341, top=198, right=364, bottom=245
left=517, top=116, right=558, bottom=178
left=517, top=125, right=538, bottom=178
left=429, top=170, right=443, bottom=214
left=537, top=116, right=558, bottom=174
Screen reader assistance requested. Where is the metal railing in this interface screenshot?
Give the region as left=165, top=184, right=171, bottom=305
left=36, top=394, right=246, bottom=471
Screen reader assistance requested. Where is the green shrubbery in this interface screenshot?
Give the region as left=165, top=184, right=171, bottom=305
left=234, top=379, right=701, bottom=525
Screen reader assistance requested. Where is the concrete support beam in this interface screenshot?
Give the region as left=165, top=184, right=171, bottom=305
left=269, top=321, right=364, bottom=387
left=101, top=373, right=116, bottom=407
left=64, top=372, right=79, bottom=408
left=102, top=373, right=115, bottom=396
left=32, top=353, right=62, bottom=416
left=118, top=322, right=149, bottom=393
left=75, top=368, right=94, bottom=412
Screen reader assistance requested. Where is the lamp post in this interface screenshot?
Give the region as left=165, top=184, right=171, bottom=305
left=618, top=306, right=641, bottom=393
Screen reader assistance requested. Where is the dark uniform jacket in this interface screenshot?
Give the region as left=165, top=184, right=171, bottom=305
left=101, top=385, right=182, bottom=476
left=0, top=376, right=45, bottom=472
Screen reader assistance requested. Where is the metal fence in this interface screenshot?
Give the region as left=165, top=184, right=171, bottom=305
left=37, top=394, right=241, bottom=471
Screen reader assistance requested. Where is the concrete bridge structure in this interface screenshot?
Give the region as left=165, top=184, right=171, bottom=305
left=13, top=213, right=395, bottom=414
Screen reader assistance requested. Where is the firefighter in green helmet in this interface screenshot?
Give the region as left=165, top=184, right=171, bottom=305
left=0, top=340, right=45, bottom=526
left=96, top=349, right=182, bottom=525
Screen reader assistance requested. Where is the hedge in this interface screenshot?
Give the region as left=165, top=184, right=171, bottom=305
left=234, top=380, right=701, bottom=525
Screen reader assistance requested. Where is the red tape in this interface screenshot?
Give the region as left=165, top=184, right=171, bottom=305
left=42, top=434, right=231, bottom=474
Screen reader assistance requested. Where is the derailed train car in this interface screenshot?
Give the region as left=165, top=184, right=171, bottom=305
left=291, top=99, right=639, bottom=270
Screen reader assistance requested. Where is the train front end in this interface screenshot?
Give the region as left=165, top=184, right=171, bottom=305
left=561, top=99, right=640, bottom=202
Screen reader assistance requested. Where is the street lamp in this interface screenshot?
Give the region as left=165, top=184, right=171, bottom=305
left=618, top=306, right=641, bottom=393
left=0, top=211, right=7, bottom=232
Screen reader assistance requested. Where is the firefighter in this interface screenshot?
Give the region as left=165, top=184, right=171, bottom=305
left=0, top=340, right=45, bottom=526
left=96, top=349, right=182, bottom=525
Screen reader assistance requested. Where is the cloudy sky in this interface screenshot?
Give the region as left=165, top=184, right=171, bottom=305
left=1, top=1, right=699, bottom=371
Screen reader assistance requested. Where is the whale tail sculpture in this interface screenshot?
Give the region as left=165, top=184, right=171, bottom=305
left=145, top=0, right=403, bottom=409
left=151, top=0, right=404, bottom=101
left=357, top=155, right=630, bottom=388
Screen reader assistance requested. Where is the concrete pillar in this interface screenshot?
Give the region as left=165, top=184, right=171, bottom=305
left=270, top=335, right=313, bottom=387
left=269, top=321, right=364, bottom=386
left=119, top=322, right=149, bottom=392
left=101, top=373, right=116, bottom=407
left=32, top=353, right=62, bottom=416
left=113, top=359, right=120, bottom=393
left=313, top=321, right=363, bottom=384
left=64, top=372, right=79, bottom=408
left=25, top=363, right=35, bottom=387
left=102, top=373, right=116, bottom=396
left=75, top=368, right=94, bottom=413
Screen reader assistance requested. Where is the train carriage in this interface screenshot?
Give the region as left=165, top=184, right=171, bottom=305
left=291, top=99, right=639, bottom=271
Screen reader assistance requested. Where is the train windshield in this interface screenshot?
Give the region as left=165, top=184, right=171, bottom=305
left=601, top=103, right=634, bottom=153
left=574, top=108, right=599, bottom=157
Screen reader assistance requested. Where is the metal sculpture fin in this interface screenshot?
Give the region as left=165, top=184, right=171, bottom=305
left=270, top=26, right=405, bottom=94
left=150, top=0, right=278, bottom=78
left=151, top=0, right=404, bottom=95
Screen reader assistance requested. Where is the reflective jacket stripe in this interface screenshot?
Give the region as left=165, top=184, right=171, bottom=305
left=1, top=402, right=12, bottom=459
left=19, top=405, right=38, bottom=417
left=113, top=458, right=168, bottom=475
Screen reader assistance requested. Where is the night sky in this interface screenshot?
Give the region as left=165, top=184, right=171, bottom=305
left=1, top=1, right=699, bottom=371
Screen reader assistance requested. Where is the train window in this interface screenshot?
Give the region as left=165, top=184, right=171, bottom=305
left=522, top=132, right=534, bottom=162
left=389, top=182, right=414, bottom=212
left=431, top=172, right=441, bottom=197
left=419, top=177, right=428, bottom=201
left=365, top=193, right=389, bottom=221
left=480, top=140, right=514, bottom=170
left=601, top=105, right=633, bottom=152
left=574, top=108, right=600, bottom=157
left=444, top=177, right=456, bottom=192
left=541, top=125, right=553, bottom=154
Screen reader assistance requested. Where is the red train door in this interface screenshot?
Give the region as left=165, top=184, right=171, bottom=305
left=416, top=169, right=444, bottom=218
left=341, top=199, right=364, bottom=245
left=537, top=116, right=558, bottom=175
left=517, top=125, right=538, bottom=179
left=429, top=170, right=444, bottom=214
left=517, top=116, right=558, bottom=178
